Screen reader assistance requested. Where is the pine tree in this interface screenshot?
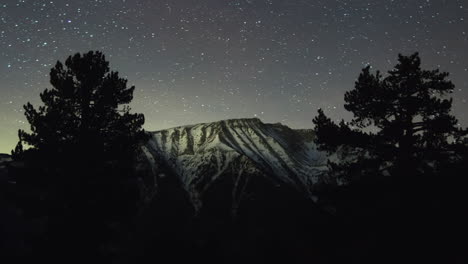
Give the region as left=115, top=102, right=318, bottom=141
left=14, top=51, right=146, bottom=164
left=313, top=53, right=467, bottom=180
left=11, top=51, right=148, bottom=260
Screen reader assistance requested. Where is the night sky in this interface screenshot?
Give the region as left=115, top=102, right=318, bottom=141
left=1, top=0, right=467, bottom=153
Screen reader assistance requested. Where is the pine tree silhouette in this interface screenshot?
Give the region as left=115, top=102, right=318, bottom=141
left=11, top=51, right=148, bottom=261
left=14, top=51, right=146, bottom=163
left=313, top=53, right=467, bottom=181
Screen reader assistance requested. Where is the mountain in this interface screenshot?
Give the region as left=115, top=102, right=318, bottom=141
left=0, top=118, right=329, bottom=215
left=139, top=118, right=328, bottom=214
left=130, top=118, right=335, bottom=263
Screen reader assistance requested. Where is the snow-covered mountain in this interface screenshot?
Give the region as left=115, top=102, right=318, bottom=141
left=139, top=118, right=328, bottom=212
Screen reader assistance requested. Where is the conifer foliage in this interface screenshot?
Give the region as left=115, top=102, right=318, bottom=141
left=313, top=53, right=467, bottom=180
left=11, top=51, right=148, bottom=260
left=14, top=51, right=146, bottom=163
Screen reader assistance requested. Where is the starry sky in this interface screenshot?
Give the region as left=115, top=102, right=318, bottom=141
left=1, top=0, right=467, bottom=153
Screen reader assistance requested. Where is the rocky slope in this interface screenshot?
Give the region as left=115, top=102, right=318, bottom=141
left=140, top=118, right=328, bottom=212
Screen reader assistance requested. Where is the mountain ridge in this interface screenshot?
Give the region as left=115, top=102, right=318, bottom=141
left=0, top=118, right=329, bottom=214
left=140, top=117, right=328, bottom=212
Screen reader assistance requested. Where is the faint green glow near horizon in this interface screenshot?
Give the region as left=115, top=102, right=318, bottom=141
left=0, top=141, right=14, bottom=155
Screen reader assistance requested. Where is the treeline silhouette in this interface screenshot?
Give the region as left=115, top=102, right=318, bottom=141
left=0, top=51, right=467, bottom=264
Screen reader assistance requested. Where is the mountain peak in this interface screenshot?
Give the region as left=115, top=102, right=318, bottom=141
left=220, top=117, right=262, bottom=124
left=141, top=118, right=328, bottom=211
left=161, top=117, right=264, bottom=132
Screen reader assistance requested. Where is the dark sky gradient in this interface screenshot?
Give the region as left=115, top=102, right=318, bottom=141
left=1, top=0, right=467, bottom=153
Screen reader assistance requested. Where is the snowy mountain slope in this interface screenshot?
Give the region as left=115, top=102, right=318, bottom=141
left=140, top=118, right=328, bottom=210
